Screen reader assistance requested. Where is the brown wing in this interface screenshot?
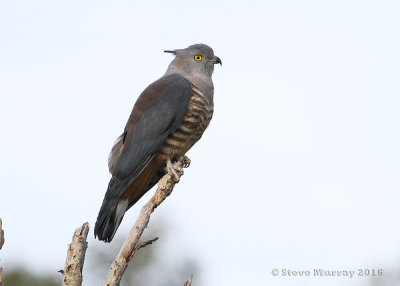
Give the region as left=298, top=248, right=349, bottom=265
left=95, top=73, right=192, bottom=242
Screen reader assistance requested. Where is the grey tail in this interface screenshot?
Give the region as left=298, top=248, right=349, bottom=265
left=94, top=177, right=128, bottom=243
left=95, top=166, right=166, bottom=243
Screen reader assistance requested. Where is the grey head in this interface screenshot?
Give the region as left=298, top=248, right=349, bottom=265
left=164, top=43, right=222, bottom=77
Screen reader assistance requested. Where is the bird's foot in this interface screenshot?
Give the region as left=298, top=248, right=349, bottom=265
left=166, top=158, right=183, bottom=183
left=174, top=155, right=191, bottom=168
left=182, top=155, right=191, bottom=168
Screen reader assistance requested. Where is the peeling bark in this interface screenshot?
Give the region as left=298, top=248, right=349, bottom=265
left=62, top=222, right=89, bottom=286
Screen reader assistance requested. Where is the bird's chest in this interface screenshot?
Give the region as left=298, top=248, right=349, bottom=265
left=159, top=90, right=213, bottom=157
left=182, top=92, right=214, bottom=139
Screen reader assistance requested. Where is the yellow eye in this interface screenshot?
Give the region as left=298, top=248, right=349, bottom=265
left=194, top=54, right=202, bottom=61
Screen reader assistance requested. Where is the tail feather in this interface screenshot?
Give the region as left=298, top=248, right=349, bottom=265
left=94, top=159, right=163, bottom=243
left=94, top=177, right=128, bottom=242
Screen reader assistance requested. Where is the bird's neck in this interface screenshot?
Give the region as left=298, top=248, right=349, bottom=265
left=185, top=72, right=214, bottom=102
left=165, top=69, right=214, bottom=103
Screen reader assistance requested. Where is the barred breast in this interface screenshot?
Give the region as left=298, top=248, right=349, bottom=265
left=158, top=83, right=213, bottom=158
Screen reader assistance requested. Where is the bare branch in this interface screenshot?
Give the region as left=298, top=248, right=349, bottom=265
left=62, top=222, right=89, bottom=286
left=102, top=156, right=187, bottom=286
left=0, top=218, right=4, bottom=286
left=184, top=274, right=194, bottom=286
left=130, top=237, right=159, bottom=260
left=0, top=218, right=4, bottom=250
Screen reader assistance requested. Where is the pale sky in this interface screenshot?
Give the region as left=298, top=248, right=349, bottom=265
left=1, top=1, right=400, bottom=286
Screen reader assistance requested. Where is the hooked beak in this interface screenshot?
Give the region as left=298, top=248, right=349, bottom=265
left=213, top=56, right=222, bottom=66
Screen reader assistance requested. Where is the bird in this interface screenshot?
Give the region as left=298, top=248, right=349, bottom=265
left=94, top=44, right=221, bottom=242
